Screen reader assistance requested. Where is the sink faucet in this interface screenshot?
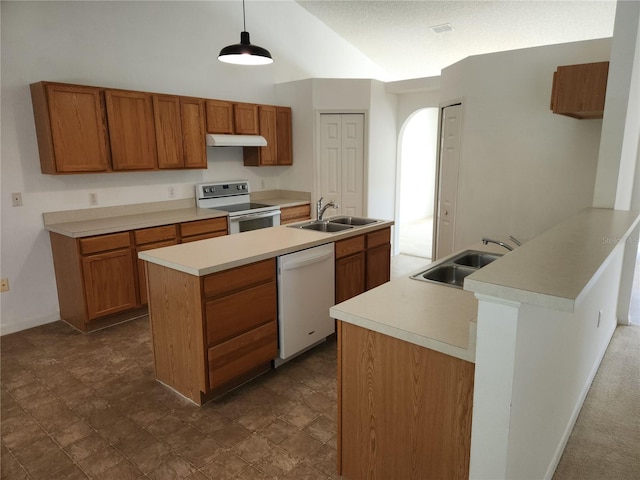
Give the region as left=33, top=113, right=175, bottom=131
left=316, top=197, right=339, bottom=221
left=482, top=237, right=514, bottom=251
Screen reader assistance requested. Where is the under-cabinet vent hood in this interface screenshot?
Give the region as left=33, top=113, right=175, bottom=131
left=205, top=134, right=267, bottom=147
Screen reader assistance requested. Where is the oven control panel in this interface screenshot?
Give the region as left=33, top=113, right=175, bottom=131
left=196, top=181, right=250, bottom=199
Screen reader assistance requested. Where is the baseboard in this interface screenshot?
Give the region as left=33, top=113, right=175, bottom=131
left=543, top=321, right=617, bottom=479
left=0, top=313, right=61, bottom=336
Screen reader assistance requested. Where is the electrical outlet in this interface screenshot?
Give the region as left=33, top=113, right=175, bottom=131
left=89, top=193, right=98, bottom=206
left=11, top=192, right=23, bottom=207
left=0, top=278, right=9, bottom=292
left=168, top=186, right=175, bottom=198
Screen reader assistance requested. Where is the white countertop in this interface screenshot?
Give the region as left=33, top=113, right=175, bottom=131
left=138, top=219, right=394, bottom=276
left=465, top=208, right=640, bottom=312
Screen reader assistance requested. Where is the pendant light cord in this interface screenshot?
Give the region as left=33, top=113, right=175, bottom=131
left=242, top=0, right=246, bottom=31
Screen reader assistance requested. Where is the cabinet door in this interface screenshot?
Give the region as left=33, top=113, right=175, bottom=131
left=366, top=243, right=391, bottom=291
left=181, top=97, right=207, bottom=168
left=280, top=204, right=311, bottom=225
left=105, top=90, right=157, bottom=170
left=258, top=105, right=277, bottom=165
left=32, top=83, right=110, bottom=173
left=234, top=103, right=259, bottom=134
left=551, top=62, right=609, bottom=119
left=82, top=249, right=138, bottom=319
left=206, top=100, right=234, bottom=134
left=153, top=95, right=184, bottom=169
left=276, top=107, right=293, bottom=165
left=336, top=252, right=366, bottom=303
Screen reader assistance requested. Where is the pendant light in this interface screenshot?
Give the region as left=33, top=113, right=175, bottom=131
left=218, top=0, right=273, bottom=65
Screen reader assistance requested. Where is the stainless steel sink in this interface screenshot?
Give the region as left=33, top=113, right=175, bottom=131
left=453, top=251, right=502, bottom=268
left=418, top=265, right=476, bottom=288
left=289, top=221, right=354, bottom=233
left=411, top=249, right=503, bottom=288
left=327, top=216, right=380, bottom=226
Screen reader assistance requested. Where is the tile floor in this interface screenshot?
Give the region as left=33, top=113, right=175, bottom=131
left=1, top=317, right=341, bottom=480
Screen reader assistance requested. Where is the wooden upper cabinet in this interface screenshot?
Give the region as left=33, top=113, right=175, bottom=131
left=105, top=89, right=157, bottom=170
left=153, top=95, right=184, bottom=169
left=276, top=107, right=293, bottom=165
left=153, top=95, right=207, bottom=169
left=551, top=61, right=609, bottom=119
left=234, top=102, right=260, bottom=134
left=206, top=99, right=234, bottom=134
left=243, top=105, right=293, bottom=167
left=30, top=82, right=111, bottom=174
left=181, top=97, right=207, bottom=168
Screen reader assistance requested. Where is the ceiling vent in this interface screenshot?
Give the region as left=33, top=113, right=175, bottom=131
left=430, top=23, right=453, bottom=34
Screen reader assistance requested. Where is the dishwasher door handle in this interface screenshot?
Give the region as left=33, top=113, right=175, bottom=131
left=281, top=250, right=334, bottom=271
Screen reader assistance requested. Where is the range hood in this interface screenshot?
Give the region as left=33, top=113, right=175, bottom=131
left=205, top=134, right=267, bottom=147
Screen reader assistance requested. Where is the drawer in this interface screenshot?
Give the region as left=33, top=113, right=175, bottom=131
left=280, top=204, right=311, bottom=224
left=180, top=217, right=228, bottom=238
left=180, top=230, right=227, bottom=243
left=208, top=321, right=277, bottom=390
left=134, top=225, right=177, bottom=245
left=367, top=228, right=391, bottom=249
left=335, top=234, right=365, bottom=259
left=80, top=232, right=131, bottom=255
left=205, top=281, right=277, bottom=345
left=203, top=258, right=276, bottom=299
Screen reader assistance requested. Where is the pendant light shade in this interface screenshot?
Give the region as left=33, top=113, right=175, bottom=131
left=218, top=1, right=273, bottom=65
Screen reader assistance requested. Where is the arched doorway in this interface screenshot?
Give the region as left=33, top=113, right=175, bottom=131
left=396, top=108, right=439, bottom=260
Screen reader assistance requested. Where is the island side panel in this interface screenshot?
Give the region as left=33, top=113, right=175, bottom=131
left=146, top=262, right=206, bottom=404
left=338, top=321, right=474, bottom=480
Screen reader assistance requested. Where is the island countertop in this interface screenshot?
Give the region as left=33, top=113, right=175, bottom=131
left=138, top=219, right=394, bottom=276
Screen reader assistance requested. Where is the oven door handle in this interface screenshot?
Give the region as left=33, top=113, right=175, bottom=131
left=231, top=210, right=281, bottom=222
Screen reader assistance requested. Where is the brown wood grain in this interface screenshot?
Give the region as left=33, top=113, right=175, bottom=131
left=339, top=322, right=474, bottom=480
left=179, top=217, right=228, bottom=239
left=366, top=227, right=391, bottom=249
left=280, top=204, right=311, bottom=224
left=79, top=232, right=131, bottom=255
left=146, top=262, right=207, bottom=404
left=153, top=95, right=184, bottom=169
left=365, top=243, right=391, bottom=291
left=335, top=235, right=365, bottom=259
left=551, top=61, right=609, bottom=119
left=276, top=107, right=293, bottom=165
left=181, top=97, right=207, bottom=168
left=136, top=239, right=178, bottom=305
left=233, top=102, right=260, bottom=135
left=205, top=99, right=234, bottom=134
left=134, top=225, right=177, bottom=245
left=203, top=258, right=275, bottom=299
left=335, top=252, right=366, bottom=303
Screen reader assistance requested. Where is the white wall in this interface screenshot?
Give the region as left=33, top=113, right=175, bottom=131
left=0, top=1, right=386, bottom=334
left=439, top=38, right=612, bottom=251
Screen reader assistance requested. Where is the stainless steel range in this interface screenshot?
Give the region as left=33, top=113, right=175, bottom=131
left=195, top=180, right=281, bottom=234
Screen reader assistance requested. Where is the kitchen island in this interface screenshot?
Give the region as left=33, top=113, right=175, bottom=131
left=138, top=219, right=393, bottom=405
left=330, top=207, right=640, bottom=480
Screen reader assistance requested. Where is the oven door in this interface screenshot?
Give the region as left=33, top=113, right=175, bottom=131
left=229, top=210, right=281, bottom=234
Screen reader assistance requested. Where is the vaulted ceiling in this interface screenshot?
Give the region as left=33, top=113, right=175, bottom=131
left=296, top=1, right=617, bottom=80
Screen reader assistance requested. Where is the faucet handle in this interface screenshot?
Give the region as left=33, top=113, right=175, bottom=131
left=317, top=197, right=323, bottom=206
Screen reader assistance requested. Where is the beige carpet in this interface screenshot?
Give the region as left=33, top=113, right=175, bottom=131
left=553, top=325, right=640, bottom=479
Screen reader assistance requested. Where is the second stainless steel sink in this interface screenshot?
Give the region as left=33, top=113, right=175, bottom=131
left=290, top=221, right=354, bottom=233
left=411, top=249, right=503, bottom=288
left=327, top=216, right=380, bottom=226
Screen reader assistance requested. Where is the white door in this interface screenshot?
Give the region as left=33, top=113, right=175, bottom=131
left=319, top=114, right=365, bottom=216
left=435, top=103, right=462, bottom=259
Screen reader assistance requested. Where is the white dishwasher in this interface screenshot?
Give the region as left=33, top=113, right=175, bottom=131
left=276, top=243, right=335, bottom=366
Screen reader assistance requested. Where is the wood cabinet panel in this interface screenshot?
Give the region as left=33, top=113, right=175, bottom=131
left=335, top=235, right=365, bottom=259
left=105, top=89, right=157, bottom=170
left=80, top=232, right=131, bottom=255
left=366, top=243, right=391, bottom=291
left=276, top=107, right=293, bottom=165
left=205, top=282, right=277, bottom=346
left=339, top=322, right=474, bottom=480
left=179, top=217, right=228, bottom=239
left=336, top=252, right=366, bottom=304
left=180, top=231, right=227, bottom=243
left=82, top=249, right=138, bottom=319
left=203, top=258, right=275, bottom=299
left=551, top=61, right=609, bottom=119
left=367, top=228, right=391, bottom=249
left=30, top=82, right=111, bottom=174
left=207, top=321, right=277, bottom=390
left=233, top=103, right=259, bottom=134
left=258, top=105, right=278, bottom=165
left=181, top=97, right=207, bottom=168
left=206, top=99, right=234, bottom=134
left=136, top=239, right=178, bottom=305
left=134, top=225, right=177, bottom=245
left=280, top=204, right=311, bottom=225
left=153, top=95, right=184, bottom=169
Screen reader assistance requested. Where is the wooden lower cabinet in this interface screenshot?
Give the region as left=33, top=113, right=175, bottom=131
left=279, top=204, right=311, bottom=225
left=146, top=258, right=278, bottom=405
left=49, top=217, right=227, bottom=332
left=335, top=227, right=391, bottom=303
left=337, top=321, right=474, bottom=479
